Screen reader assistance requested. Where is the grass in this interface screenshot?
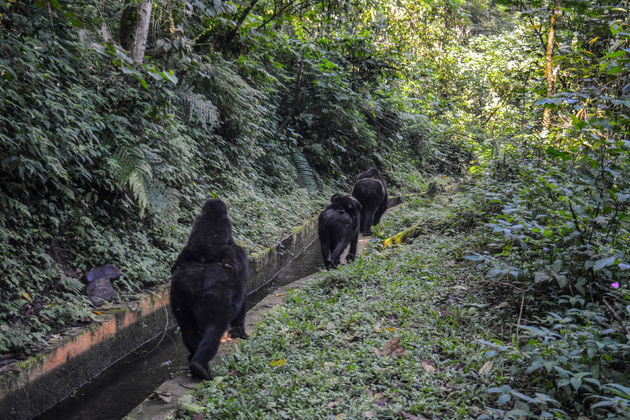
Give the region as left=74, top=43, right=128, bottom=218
left=175, top=182, right=521, bottom=419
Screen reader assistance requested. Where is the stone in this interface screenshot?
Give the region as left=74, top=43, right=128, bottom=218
left=87, top=277, right=116, bottom=306
left=84, top=264, right=122, bottom=305
left=85, top=264, right=123, bottom=283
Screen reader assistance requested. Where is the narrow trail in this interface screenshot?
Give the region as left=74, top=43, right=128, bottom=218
left=163, top=185, right=521, bottom=419
left=125, top=203, right=405, bottom=420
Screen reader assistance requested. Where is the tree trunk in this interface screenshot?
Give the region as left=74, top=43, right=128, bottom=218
left=542, top=0, right=560, bottom=135
left=222, top=0, right=259, bottom=50
left=131, top=1, right=152, bottom=64
left=120, top=0, right=153, bottom=65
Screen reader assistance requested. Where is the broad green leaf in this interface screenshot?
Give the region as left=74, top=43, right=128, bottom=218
left=593, top=256, right=615, bottom=271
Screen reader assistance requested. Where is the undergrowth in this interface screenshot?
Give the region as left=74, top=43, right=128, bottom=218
left=175, top=185, right=521, bottom=419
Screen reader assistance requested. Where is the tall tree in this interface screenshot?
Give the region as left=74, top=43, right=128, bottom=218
left=120, top=0, right=153, bottom=64
left=541, top=0, right=560, bottom=135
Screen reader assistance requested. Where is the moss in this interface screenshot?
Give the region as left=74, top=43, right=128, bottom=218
left=17, top=352, right=46, bottom=375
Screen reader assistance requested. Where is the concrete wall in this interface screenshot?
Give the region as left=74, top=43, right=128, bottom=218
left=0, top=196, right=401, bottom=420
left=0, top=216, right=320, bottom=420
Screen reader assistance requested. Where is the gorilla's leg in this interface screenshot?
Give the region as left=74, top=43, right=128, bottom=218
left=362, top=206, right=376, bottom=235
left=373, top=197, right=388, bottom=226
left=171, top=288, right=200, bottom=357
left=177, top=310, right=200, bottom=358
left=189, top=323, right=228, bottom=380
left=228, top=302, right=248, bottom=339
left=330, top=238, right=348, bottom=268
left=346, top=231, right=359, bottom=261
left=319, top=228, right=333, bottom=269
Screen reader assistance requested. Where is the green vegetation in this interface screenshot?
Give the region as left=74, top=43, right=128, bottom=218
left=178, top=185, right=508, bottom=419
left=1, top=0, right=629, bottom=417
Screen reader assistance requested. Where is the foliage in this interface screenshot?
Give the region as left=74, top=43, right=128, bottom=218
left=176, top=187, right=515, bottom=419
left=0, top=0, right=477, bottom=355
left=3, top=1, right=628, bottom=418
left=462, top=1, right=630, bottom=417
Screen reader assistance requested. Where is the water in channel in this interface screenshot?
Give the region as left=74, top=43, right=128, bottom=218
left=35, top=237, right=324, bottom=420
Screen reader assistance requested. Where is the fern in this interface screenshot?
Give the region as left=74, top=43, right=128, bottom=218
left=176, top=88, right=220, bottom=128
left=147, top=180, right=180, bottom=226
left=290, top=148, right=316, bottom=191
left=112, top=144, right=153, bottom=215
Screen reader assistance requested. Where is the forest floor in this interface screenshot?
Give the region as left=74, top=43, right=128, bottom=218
left=173, top=184, right=522, bottom=419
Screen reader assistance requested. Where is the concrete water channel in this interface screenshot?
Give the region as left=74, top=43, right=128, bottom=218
left=5, top=198, right=400, bottom=420
left=34, top=236, right=327, bottom=420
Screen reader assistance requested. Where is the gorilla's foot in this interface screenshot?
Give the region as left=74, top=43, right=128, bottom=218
left=228, top=326, right=249, bottom=339
left=190, top=361, right=212, bottom=380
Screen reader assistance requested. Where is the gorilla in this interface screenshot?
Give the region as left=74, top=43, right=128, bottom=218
left=170, top=198, right=249, bottom=379
left=172, top=199, right=238, bottom=273
left=170, top=259, right=248, bottom=380
left=318, top=193, right=362, bottom=269
left=352, top=167, right=388, bottom=235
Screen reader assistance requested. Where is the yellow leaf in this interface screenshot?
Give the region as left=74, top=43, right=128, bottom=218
left=384, top=327, right=395, bottom=332
left=270, top=358, right=286, bottom=367
left=93, top=310, right=102, bottom=315
left=23, top=292, right=32, bottom=301
left=589, top=36, right=599, bottom=44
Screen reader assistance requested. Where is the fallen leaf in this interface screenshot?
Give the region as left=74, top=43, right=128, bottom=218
left=380, top=337, right=400, bottom=356
left=421, top=359, right=436, bottom=373
left=276, top=293, right=285, bottom=297
left=478, top=360, right=493, bottom=375
left=23, top=292, right=32, bottom=301
left=327, top=400, right=341, bottom=408
left=364, top=410, right=375, bottom=418
left=270, top=358, right=287, bottom=367
left=438, top=309, right=453, bottom=317
left=93, top=310, right=101, bottom=315
left=392, top=347, right=407, bottom=358
left=149, top=392, right=172, bottom=404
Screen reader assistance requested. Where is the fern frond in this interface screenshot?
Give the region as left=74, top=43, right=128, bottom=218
left=290, top=148, right=316, bottom=191
left=113, top=144, right=153, bottom=215
left=176, top=89, right=220, bottom=128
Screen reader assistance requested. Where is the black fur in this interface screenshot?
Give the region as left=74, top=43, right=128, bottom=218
left=352, top=167, right=388, bottom=235
left=170, top=198, right=249, bottom=379
left=318, top=194, right=362, bottom=269
left=172, top=199, right=236, bottom=273
left=170, top=256, right=248, bottom=380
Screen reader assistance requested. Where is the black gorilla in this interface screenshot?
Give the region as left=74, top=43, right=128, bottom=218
left=352, top=167, right=388, bottom=235
left=170, top=258, right=248, bottom=380
left=170, top=198, right=249, bottom=379
left=172, top=199, right=238, bottom=273
left=318, top=194, right=362, bottom=269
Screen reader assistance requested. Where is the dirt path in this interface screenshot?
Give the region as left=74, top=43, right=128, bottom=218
left=124, top=205, right=403, bottom=420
